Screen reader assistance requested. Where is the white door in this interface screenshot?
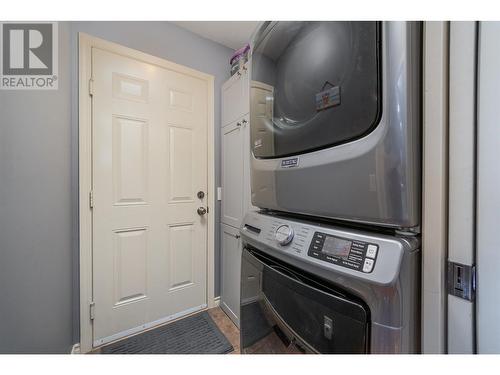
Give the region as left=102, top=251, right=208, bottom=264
left=447, top=21, right=476, bottom=354
left=92, top=47, right=209, bottom=346
left=220, top=224, right=242, bottom=327
left=476, top=21, right=500, bottom=354
left=222, top=65, right=249, bottom=126
left=221, top=120, right=244, bottom=227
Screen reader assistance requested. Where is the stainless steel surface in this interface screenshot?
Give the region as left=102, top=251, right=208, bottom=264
left=249, top=22, right=421, bottom=229
left=447, top=261, right=476, bottom=302
left=240, top=211, right=420, bottom=353
left=197, top=207, right=207, bottom=216
left=274, top=224, right=294, bottom=245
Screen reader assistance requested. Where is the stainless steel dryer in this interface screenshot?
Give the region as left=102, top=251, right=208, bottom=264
left=239, top=211, right=420, bottom=354
left=250, top=21, right=421, bottom=229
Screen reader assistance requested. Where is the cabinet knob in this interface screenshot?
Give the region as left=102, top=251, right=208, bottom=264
left=236, top=122, right=242, bottom=127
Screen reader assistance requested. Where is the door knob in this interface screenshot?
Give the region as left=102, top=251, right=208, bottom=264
left=197, top=207, right=207, bottom=216
left=197, top=191, right=205, bottom=199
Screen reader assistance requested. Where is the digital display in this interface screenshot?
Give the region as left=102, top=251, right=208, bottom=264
left=322, top=236, right=352, bottom=258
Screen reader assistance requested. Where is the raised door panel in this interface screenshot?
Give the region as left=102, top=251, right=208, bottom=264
left=222, top=121, right=244, bottom=228
left=167, top=223, right=195, bottom=291
left=168, top=126, right=194, bottom=203
left=113, top=228, right=148, bottom=306
left=112, top=116, right=149, bottom=205
left=220, top=224, right=241, bottom=327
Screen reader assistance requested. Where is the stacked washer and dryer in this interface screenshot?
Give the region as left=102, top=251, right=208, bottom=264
left=239, top=21, right=421, bottom=354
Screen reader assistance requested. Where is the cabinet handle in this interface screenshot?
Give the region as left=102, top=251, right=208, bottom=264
left=235, top=234, right=241, bottom=239
left=236, top=122, right=242, bottom=127
left=242, top=119, right=248, bottom=125
left=237, top=71, right=242, bottom=76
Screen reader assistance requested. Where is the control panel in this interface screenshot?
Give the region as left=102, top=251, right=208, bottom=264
left=307, top=232, right=378, bottom=273
left=240, top=211, right=412, bottom=282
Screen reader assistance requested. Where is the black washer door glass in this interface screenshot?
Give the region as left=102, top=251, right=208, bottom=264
left=251, top=21, right=381, bottom=158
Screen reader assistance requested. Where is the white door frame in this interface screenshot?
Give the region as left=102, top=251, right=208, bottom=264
left=447, top=21, right=477, bottom=354
left=78, top=33, right=216, bottom=354
left=421, top=21, right=449, bottom=354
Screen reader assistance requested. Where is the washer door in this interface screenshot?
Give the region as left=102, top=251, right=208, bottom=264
left=240, top=247, right=370, bottom=354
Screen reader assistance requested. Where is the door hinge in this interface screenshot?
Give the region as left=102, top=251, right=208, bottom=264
left=89, top=301, right=95, bottom=320
left=447, top=261, right=476, bottom=302
left=88, top=78, right=94, bottom=96
left=89, top=190, right=94, bottom=209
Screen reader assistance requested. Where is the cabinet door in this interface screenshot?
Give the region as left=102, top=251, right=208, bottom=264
left=221, top=224, right=242, bottom=327
left=222, top=64, right=250, bottom=126
left=242, top=114, right=257, bottom=213
left=222, top=121, right=244, bottom=227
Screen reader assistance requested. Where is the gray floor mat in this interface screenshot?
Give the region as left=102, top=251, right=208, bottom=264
left=101, top=311, right=234, bottom=354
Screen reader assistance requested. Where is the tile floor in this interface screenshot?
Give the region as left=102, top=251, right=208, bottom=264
left=208, top=307, right=241, bottom=354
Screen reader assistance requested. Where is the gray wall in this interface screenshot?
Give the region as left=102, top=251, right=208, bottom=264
left=0, top=21, right=232, bottom=353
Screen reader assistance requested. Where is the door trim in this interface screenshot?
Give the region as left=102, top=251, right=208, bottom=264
left=78, top=33, right=215, bottom=353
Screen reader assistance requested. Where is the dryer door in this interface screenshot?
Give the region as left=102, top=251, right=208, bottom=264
left=251, top=21, right=381, bottom=159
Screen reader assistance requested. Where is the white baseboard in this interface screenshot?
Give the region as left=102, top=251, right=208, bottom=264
left=70, top=343, right=81, bottom=354
left=213, top=296, right=221, bottom=307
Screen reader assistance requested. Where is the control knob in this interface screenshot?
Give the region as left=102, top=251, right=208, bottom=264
left=275, top=225, right=294, bottom=246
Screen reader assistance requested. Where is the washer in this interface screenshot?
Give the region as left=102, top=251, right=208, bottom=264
left=239, top=211, right=420, bottom=354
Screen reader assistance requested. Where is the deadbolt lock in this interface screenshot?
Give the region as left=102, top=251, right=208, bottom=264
left=197, top=191, right=205, bottom=199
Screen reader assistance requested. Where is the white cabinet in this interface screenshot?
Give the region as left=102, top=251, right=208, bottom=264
left=220, top=224, right=242, bottom=327
left=220, top=62, right=254, bottom=327
left=222, top=64, right=249, bottom=126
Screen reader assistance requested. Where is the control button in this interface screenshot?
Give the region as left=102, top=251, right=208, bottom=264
left=366, top=244, right=378, bottom=259
left=363, top=258, right=374, bottom=273
left=275, top=225, right=294, bottom=246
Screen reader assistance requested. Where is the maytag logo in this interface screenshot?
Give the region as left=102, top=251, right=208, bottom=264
left=0, top=22, right=58, bottom=90
left=280, top=157, right=299, bottom=168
